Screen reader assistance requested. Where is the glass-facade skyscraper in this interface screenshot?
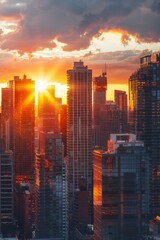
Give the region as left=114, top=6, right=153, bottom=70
left=129, top=52, right=160, bottom=216
left=93, top=74, right=107, bottom=147
left=93, top=134, right=150, bottom=240
left=1, top=75, right=35, bottom=183
left=114, top=90, right=128, bottom=133
left=67, top=61, right=92, bottom=237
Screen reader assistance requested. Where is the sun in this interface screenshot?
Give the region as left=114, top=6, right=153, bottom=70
left=36, top=80, right=47, bottom=92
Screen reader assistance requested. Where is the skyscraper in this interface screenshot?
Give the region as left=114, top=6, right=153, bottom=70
left=114, top=90, right=128, bottom=133
left=1, top=86, right=13, bottom=151
left=67, top=61, right=92, bottom=236
left=129, top=52, right=160, bottom=216
left=97, top=101, right=120, bottom=148
left=93, top=73, right=107, bottom=146
left=93, top=134, right=150, bottom=240
left=1, top=75, right=35, bottom=183
left=35, top=132, right=67, bottom=239
left=0, top=140, right=15, bottom=237
left=38, top=84, right=61, bottom=133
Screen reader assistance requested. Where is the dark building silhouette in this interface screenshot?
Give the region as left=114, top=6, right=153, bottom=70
left=93, top=73, right=107, bottom=146
left=67, top=61, right=93, bottom=238
left=15, top=183, right=34, bottom=239
left=93, top=134, right=150, bottom=240
left=38, top=84, right=61, bottom=133
left=1, top=87, right=13, bottom=150
left=129, top=52, right=160, bottom=216
left=98, top=101, right=120, bottom=149
left=1, top=75, right=35, bottom=183
left=114, top=90, right=128, bottom=133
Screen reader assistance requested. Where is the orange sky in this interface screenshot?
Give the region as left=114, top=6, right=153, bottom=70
left=0, top=1, right=159, bottom=102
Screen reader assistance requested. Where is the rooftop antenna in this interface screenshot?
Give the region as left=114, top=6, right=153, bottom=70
left=102, top=62, right=107, bottom=77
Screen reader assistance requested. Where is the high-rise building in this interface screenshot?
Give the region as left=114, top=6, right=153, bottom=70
left=15, top=183, right=34, bottom=239
left=0, top=140, right=15, bottom=237
left=93, top=134, right=150, bottom=240
left=38, top=84, right=61, bottom=133
left=93, top=73, right=107, bottom=146
left=67, top=61, right=92, bottom=237
left=98, top=101, right=120, bottom=148
left=129, top=52, right=160, bottom=216
left=60, top=104, right=67, bottom=157
left=1, top=87, right=13, bottom=150
left=1, top=75, right=35, bottom=183
left=13, top=75, right=35, bottom=183
left=35, top=132, right=67, bottom=239
left=114, top=90, right=128, bottom=133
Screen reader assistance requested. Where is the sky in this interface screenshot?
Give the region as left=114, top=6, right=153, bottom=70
left=0, top=0, right=160, bottom=101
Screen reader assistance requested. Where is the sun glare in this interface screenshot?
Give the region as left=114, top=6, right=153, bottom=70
left=36, top=81, right=47, bottom=92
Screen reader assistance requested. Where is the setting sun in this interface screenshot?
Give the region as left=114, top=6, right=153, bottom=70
left=36, top=80, right=47, bottom=92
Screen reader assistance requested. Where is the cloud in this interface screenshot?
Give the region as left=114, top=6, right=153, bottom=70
left=0, top=0, right=159, bottom=53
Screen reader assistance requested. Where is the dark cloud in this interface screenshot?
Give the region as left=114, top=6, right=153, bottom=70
left=151, top=0, right=160, bottom=13
left=0, top=0, right=159, bottom=53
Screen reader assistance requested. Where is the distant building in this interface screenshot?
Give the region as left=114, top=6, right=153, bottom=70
left=93, top=134, right=150, bottom=240
left=114, top=90, right=128, bottom=133
left=93, top=73, right=107, bottom=146
left=67, top=61, right=93, bottom=238
left=98, top=101, right=120, bottom=149
left=38, top=84, right=61, bottom=133
left=129, top=52, right=160, bottom=216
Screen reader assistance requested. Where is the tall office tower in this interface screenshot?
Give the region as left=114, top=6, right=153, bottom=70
left=35, top=132, right=67, bottom=239
left=93, top=134, right=150, bottom=240
left=38, top=84, right=61, bottom=133
left=0, top=140, right=15, bottom=237
left=12, top=75, right=35, bottom=183
left=1, top=86, right=13, bottom=150
left=60, top=104, right=67, bottom=157
left=67, top=61, right=92, bottom=237
left=98, top=101, right=120, bottom=149
left=129, top=52, right=160, bottom=216
left=114, top=90, right=128, bottom=133
left=93, top=73, right=107, bottom=147
left=1, top=76, right=35, bottom=183
left=15, top=183, right=34, bottom=239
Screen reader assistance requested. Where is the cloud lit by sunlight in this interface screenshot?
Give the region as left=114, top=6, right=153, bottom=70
left=32, top=31, right=160, bottom=60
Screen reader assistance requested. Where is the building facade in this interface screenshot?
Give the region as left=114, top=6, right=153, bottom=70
left=129, top=52, right=160, bottom=216
left=114, top=90, right=128, bottom=133
left=1, top=75, right=35, bottom=183
left=98, top=101, right=120, bottom=149
left=93, top=74, right=107, bottom=147
left=0, top=142, right=15, bottom=237
left=35, top=132, right=67, bottom=239
left=67, top=61, right=93, bottom=237
left=38, top=84, right=61, bottom=133
left=93, top=134, right=150, bottom=240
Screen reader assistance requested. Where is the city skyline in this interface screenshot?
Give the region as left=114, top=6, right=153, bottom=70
left=0, top=55, right=159, bottom=239
left=0, top=0, right=159, bottom=90
left=0, top=1, right=160, bottom=238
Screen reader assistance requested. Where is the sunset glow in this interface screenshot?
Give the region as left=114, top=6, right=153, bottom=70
left=0, top=1, right=159, bottom=238
left=36, top=80, right=47, bottom=92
